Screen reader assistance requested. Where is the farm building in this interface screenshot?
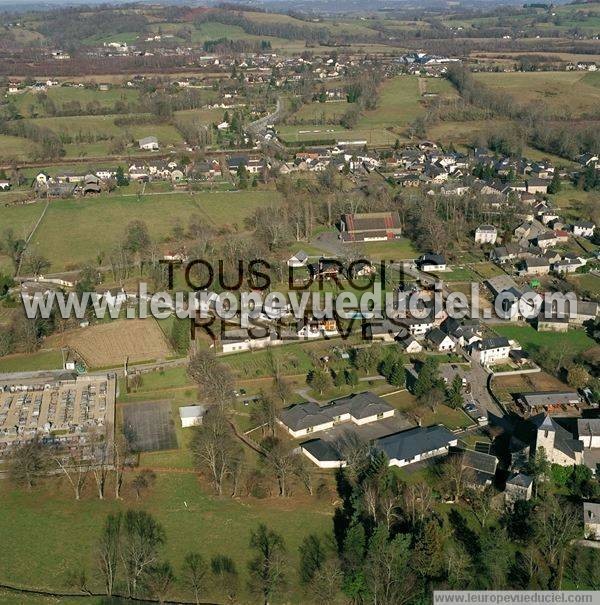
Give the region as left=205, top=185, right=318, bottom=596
left=339, top=212, right=402, bottom=242
left=138, top=136, right=159, bottom=150
left=517, top=391, right=580, bottom=414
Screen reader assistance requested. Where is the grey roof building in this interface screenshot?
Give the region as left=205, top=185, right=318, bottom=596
left=279, top=391, right=394, bottom=436
left=374, top=425, right=457, bottom=467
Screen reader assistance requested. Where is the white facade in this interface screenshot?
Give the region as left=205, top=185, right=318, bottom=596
left=472, top=344, right=510, bottom=366
left=280, top=419, right=335, bottom=438
left=301, top=447, right=346, bottom=469
left=388, top=439, right=458, bottom=468
left=179, top=405, right=205, bottom=428
left=475, top=226, right=498, bottom=244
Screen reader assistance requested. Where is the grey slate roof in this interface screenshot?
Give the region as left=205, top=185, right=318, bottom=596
left=506, top=472, right=533, bottom=488
left=578, top=419, right=600, bottom=438
left=519, top=391, right=580, bottom=408
left=426, top=327, right=450, bottom=346
left=300, top=439, right=344, bottom=462
left=477, top=337, right=510, bottom=351
left=532, top=413, right=583, bottom=458
left=374, top=425, right=455, bottom=462
left=279, top=391, right=393, bottom=431
left=461, top=449, right=498, bottom=476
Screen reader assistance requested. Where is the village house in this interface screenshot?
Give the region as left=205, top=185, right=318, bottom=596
left=572, top=220, right=595, bottom=238
left=460, top=449, right=498, bottom=488
left=417, top=253, right=447, bottom=272
left=397, top=334, right=424, bottom=354
left=138, top=136, right=159, bottom=151
left=522, top=257, right=550, bottom=276
left=584, top=503, right=600, bottom=540
left=578, top=419, right=600, bottom=450
left=471, top=337, right=511, bottom=366
left=425, top=328, right=456, bottom=352
left=505, top=473, right=533, bottom=504
left=474, top=225, right=498, bottom=245
left=287, top=251, right=309, bottom=268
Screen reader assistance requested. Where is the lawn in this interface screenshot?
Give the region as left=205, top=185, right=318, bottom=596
left=0, top=473, right=333, bottom=603
left=5, top=190, right=280, bottom=271
left=223, top=342, right=316, bottom=379
left=494, top=324, right=597, bottom=356
left=0, top=349, right=63, bottom=373
left=569, top=273, right=600, bottom=298
left=381, top=389, right=473, bottom=430
left=432, top=266, right=479, bottom=282
left=13, top=86, right=139, bottom=118
left=473, top=71, right=600, bottom=118
left=27, top=114, right=184, bottom=150
left=358, top=75, right=423, bottom=130
left=0, top=134, right=40, bottom=162
left=362, top=237, right=419, bottom=260
left=469, top=262, right=506, bottom=279
left=291, top=100, right=351, bottom=124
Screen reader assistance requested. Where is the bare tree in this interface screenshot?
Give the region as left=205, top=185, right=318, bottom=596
left=262, top=438, right=298, bottom=497
left=187, top=349, right=235, bottom=407
left=145, top=561, right=175, bottom=605
left=9, top=437, right=47, bottom=489
left=538, top=497, right=580, bottom=588
left=247, top=524, right=287, bottom=605
left=182, top=552, right=208, bottom=605
left=89, top=430, right=109, bottom=500
left=54, top=450, right=91, bottom=500
left=97, top=512, right=122, bottom=597
left=189, top=407, right=240, bottom=496
left=403, top=479, right=435, bottom=527
left=120, top=509, right=166, bottom=597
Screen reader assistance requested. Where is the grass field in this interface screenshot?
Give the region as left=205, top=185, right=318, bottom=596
left=3, top=190, right=280, bottom=271
left=0, top=133, right=40, bottom=161
left=0, top=473, right=332, bottom=603
left=473, top=72, right=600, bottom=118
left=569, top=273, right=600, bottom=298
left=291, top=100, right=351, bottom=124
left=0, top=349, right=64, bottom=373
left=494, top=324, right=597, bottom=355
left=13, top=86, right=139, bottom=118
left=26, top=114, right=184, bottom=156
left=362, top=237, right=419, bottom=260
left=279, top=75, right=438, bottom=145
